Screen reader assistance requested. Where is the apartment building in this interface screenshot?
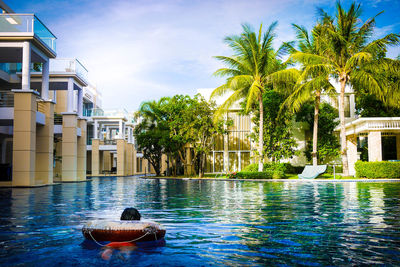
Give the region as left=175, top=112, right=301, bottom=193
left=87, top=108, right=155, bottom=176
left=0, top=2, right=102, bottom=186
left=199, top=82, right=400, bottom=176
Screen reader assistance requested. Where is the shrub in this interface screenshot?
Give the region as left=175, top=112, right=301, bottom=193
left=355, top=161, right=400, bottom=178
left=242, top=163, right=258, bottom=172
left=242, top=162, right=300, bottom=174
left=233, top=170, right=286, bottom=179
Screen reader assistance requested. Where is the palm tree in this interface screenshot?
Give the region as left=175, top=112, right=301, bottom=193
left=211, top=23, right=284, bottom=172
left=285, top=2, right=399, bottom=175
left=272, top=23, right=335, bottom=166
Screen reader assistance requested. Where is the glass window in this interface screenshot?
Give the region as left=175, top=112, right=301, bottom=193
left=240, top=152, right=250, bottom=170
left=214, top=152, right=224, bottom=172
left=229, top=152, right=238, bottom=171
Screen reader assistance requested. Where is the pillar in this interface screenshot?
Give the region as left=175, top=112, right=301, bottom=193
left=346, top=134, right=358, bottom=176
left=103, top=151, right=111, bottom=171
left=117, top=139, right=126, bottom=176
left=41, top=60, right=49, bottom=100
left=133, top=148, right=137, bottom=175
left=91, top=139, right=100, bottom=176
left=21, top=41, right=31, bottom=90
left=12, top=91, right=38, bottom=186
left=77, top=118, right=87, bottom=181
left=126, top=143, right=133, bottom=175
left=35, top=100, right=54, bottom=185
left=67, top=78, right=74, bottom=113
left=397, top=135, right=400, bottom=160
left=368, top=131, right=382, bottom=162
left=77, top=89, right=83, bottom=117
left=61, top=113, right=78, bottom=181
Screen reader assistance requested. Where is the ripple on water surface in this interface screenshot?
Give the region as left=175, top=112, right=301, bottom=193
left=0, top=178, right=400, bottom=266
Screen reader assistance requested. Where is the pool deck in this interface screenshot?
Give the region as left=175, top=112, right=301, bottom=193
left=140, top=176, right=400, bottom=183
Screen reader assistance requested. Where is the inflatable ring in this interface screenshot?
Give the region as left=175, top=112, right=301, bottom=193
left=82, top=220, right=166, bottom=242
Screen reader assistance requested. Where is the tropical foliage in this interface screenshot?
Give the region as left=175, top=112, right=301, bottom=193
left=211, top=23, right=286, bottom=171
left=294, top=2, right=400, bottom=175
left=248, top=90, right=298, bottom=162
left=296, top=102, right=340, bottom=163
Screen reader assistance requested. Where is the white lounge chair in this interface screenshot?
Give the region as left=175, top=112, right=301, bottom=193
left=298, top=165, right=327, bottom=179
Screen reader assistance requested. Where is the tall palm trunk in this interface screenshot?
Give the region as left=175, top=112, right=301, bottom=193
left=339, top=74, right=349, bottom=176
left=258, top=95, right=264, bottom=172
left=312, top=90, right=321, bottom=166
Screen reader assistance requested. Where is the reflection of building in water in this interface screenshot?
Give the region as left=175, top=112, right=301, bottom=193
left=369, top=186, right=385, bottom=225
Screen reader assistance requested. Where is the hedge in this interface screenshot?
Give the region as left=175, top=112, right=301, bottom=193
left=355, top=161, right=400, bottom=178
left=242, top=163, right=301, bottom=174
left=232, top=170, right=285, bottom=179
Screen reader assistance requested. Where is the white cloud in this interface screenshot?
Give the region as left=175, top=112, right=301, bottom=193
left=16, top=0, right=398, bottom=111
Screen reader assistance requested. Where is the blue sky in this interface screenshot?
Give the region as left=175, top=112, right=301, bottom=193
left=10, top=0, right=400, bottom=110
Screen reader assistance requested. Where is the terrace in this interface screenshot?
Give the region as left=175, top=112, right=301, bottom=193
left=0, top=13, right=56, bottom=55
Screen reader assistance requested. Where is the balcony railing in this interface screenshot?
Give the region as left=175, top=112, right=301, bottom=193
left=0, top=90, right=14, bottom=107
left=54, top=113, right=63, bottom=125
left=92, top=108, right=104, bottom=116
left=0, top=14, right=56, bottom=52
left=49, top=58, right=88, bottom=83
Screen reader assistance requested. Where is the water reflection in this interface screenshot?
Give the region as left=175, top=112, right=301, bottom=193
left=0, top=179, right=399, bottom=266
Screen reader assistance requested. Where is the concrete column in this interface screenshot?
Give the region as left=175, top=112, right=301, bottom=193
left=117, top=139, right=126, bottom=176
left=126, top=143, right=133, bottom=175
left=368, top=131, right=382, bottom=162
left=12, top=91, right=37, bottom=186
left=397, top=135, right=400, bottom=160
left=103, top=151, right=111, bottom=172
left=22, top=41, right=31, bottom=90
left=91, top=139, right=100, bottom=176
left=61, top=113, right=78, bottom=181
left=41, top=60, right=49, bottom=100
left=133, top=148, right=137, bottom=175
left=77, top=89, right=83, bottom=117
left=67, top=78, right=74, bottom=113
left=349, top=94, right=356, bottom=118
left=347, top=134, right=358, bottom=176
left=35, top=100, right=54, bottom=185
left=94, top=120, right=98, bottom=139
left=118, top=120, right=123, bottom=138
left=77, top=118, right=87, bottom=181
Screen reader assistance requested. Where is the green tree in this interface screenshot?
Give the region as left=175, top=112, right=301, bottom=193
left=249, top=90, right=298, bottom=162
left=211, top=23, right=285, bottom=172
left=285, top=2, right=399, bottom=175
left=296, top=102, right=340, bottom=163
left=134, top=99, right=171, bottom=176
left=272, top=23, right=335, bottom=166
left=168, top=94, right=227, bottom=177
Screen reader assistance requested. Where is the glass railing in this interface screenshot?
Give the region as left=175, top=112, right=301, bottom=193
left=49, top=58, right=88, bottom=82
left=0, top=63, right=19, bottom=75
left=92, top=108, right=104, bottom=116
left=0, top=14, right=56, bottom=52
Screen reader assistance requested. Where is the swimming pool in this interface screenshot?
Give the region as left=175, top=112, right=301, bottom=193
left=0, top=177, right=399, bottom=266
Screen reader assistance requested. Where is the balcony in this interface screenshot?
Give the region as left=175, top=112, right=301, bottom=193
left=342, top=117, right=400, bottom=136
left=49, top=58, right=88, bottom=83
left=0, top=14, right=56, bottom=53
left=0, top=90, right=45, bottom=125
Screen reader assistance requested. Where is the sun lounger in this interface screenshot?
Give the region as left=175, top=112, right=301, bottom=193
left=298, top=165, right=327, bottom=179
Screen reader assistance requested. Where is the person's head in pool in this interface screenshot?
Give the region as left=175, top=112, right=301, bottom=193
left=120, top=208, right=141, bottom=221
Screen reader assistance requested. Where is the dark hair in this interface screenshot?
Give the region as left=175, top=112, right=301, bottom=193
left=120, top=208, right=141, bottom=221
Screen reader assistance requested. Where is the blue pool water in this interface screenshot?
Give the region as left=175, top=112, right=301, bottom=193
left=1, top=177, right=400, bottom=266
